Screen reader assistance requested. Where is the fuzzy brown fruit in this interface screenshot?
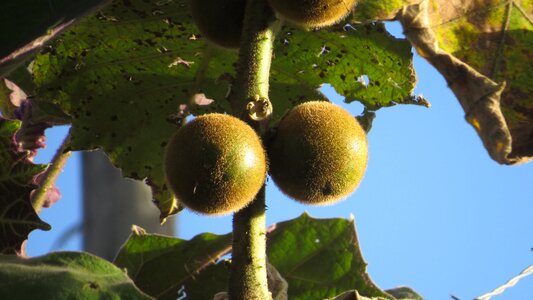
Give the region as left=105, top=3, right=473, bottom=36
left=267, top=0, right=356, bottom=28
left=164, top=114, right=266, bottom=215
left=189, top=0, right=246, bottom=49
left=268, top=101, right=368, bottom=205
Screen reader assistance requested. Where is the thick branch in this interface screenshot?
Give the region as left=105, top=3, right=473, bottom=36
left=230, top=187, right=270, bottom=300
left=228, top=0, right=277, bottom=299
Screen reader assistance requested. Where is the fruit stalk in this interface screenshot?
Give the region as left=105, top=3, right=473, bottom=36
left=228, top=0, right=277, bottom=299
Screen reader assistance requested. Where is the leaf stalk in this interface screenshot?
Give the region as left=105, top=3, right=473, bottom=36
left=31, top=128, right=72, bottom=213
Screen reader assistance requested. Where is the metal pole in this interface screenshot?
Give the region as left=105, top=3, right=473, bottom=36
left=82, top=150, right=175, bottom=261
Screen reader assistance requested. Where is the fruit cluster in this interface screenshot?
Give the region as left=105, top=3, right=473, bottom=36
left=164, top=1, right=367, bottom=215
left=190, top=0, right=357, bottom=49
left=164, top=101, right=368, bottom=215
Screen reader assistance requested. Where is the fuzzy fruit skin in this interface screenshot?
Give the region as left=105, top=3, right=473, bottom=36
left=268, top=101, right=368, bottom=205
left=164, top=114, right=267, bottom=215
left=267, top=0, right=356, bottom=28
left=189, top=0, right=246, bottom=49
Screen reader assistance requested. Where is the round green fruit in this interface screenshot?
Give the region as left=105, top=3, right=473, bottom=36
left=267, top=0, right=356, bottom=28
left=268, top=101, right=368, bottom=205
left=189, top=0, right=246, bottom=49
left=164, top=114, right=267, bottom=215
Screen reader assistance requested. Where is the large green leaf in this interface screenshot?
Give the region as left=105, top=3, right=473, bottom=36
left=113, top=215, right=418, bottom=300
left=31, top=0, right=224, bottom=219
left=30, top=0, right=417, bottom=219
left=267, top=213, right=392, bottom=300
left=0, top=251, right=152, bottom=299
left=114, top=225, right=232, bottom=300
left=0, top=118, right=50, bottom=255
left=114, top=225, right=292, bottom=300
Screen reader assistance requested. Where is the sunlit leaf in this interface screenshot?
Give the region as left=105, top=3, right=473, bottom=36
left=271, top=22, right=420, bottom=117
left=0, top=251, right=152, bottom=299
left=267, top=213, right=392, bottom=300
left=0, top=118, right=50, bottom=255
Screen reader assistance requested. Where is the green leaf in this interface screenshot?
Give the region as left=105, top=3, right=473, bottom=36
left=114, top=225, right=232, bottom=300
left=267, top=213, right=391, bottom=300
left=0, top=251, right=152, bottom=299
left=0, top=118, right=50, bottom=255
left=114, top=215, right=413, bottom=300
left=32, top=0, right=213, bottom=219
left=272, top=22, right=419, bottom=115
left=31, top=0, right=417, bottom=219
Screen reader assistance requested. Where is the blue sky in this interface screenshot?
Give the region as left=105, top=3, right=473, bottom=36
left=27, top=22, right=532, bottom=299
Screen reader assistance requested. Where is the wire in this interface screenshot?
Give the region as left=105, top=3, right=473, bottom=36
left=475, top=264, right=533, bottom=300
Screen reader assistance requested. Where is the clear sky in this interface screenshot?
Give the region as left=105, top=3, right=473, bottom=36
left=27, top=22, right=532, bottom=300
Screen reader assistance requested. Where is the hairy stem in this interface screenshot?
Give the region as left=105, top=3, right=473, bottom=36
left=230, top=0, right=277, bottom=122
left=230, top=187, right=269, bottom=300
left=228, top=0, right=277, bottom=299
left=32, top=128, right=72, bottom=213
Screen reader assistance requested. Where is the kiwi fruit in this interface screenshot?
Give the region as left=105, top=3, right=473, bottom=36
left=268, top=101, right=368, bottom=205
left=189, top=0, right=246, bottom=49
left=164, top=114, right=266, bottom=215
left=267, top=0, right=356, bottom=28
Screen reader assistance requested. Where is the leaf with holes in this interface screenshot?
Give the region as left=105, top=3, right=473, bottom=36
left=271, top=22, right=420, bottom=118
left=0, top=118, right=50, bottom=255
left=113, top=225, right=232, bottom=300
left=31, top=0, right=418, bottom=220
left=31, top=0, right=230, bottom=220
left=267, top=213, right=392, bottom=300
left=0, top=251, right=152, bottom=299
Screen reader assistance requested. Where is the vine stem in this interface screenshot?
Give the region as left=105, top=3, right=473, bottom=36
left=32, top=128, right=72, bottom=213
left=228, top=0, right=277, bottom=299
